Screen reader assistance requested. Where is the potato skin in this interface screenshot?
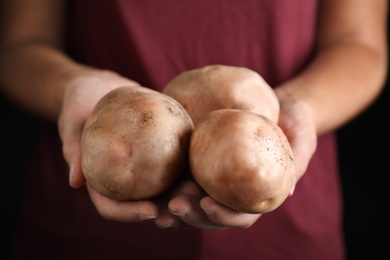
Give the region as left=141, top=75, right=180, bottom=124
left=189, top=109, right=295, bottom=214
left=81, top=86, right=194, bottom=201
left=163, top=64, right=280, bottom=125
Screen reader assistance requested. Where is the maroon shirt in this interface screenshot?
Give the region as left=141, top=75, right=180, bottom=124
left=14, top=1, right=345, bottom=259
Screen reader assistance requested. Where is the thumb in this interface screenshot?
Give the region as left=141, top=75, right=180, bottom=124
left=59, top=119, right=87, bottom=189
left=66, top=145, right=86, bottom=189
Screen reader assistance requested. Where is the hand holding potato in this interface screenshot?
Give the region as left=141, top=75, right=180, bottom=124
left=156, top=97, right=317, bottom=229
left=154, top=178, right=262, bottom=229
left=189, top=109, right=295, bottom=214
left=164, top=65, right=295, bottom=213
left=68, top=65, right=317, bottom=228
left=58, top=69, right=164, bottom=221
left=157, top=65, right=317, bottom=229
left=81, top=86, right=194, bottom=201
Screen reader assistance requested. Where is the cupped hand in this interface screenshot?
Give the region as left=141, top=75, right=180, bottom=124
left=154, top=178, right=262, bottom=230
left=57, top=68, right=162, bottom=222
left=87, top=184, right=160, bottom=222
left=275, top=92, right=318, bottom=191
left=154, top=83, right=318, bottom=230
left=58, top=68, right=140, bottom=188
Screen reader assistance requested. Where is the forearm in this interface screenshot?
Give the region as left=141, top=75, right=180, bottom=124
left=0, top=0, right=86, bottom=121
left=0, top=42, right=91, bottom=121
left=275, top=40, right=387, bottom=136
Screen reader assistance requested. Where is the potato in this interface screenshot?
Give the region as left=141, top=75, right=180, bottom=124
left=81, top=86, right=194, bottom=201
left=189, top=109, right=295, bottom=214
left=163, top=64, right=279, bottom=125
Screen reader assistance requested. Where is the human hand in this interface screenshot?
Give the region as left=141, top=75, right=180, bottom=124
left=275, top=93, right=318, bottom=190
left=58, top=69, right=140, bottom=188
left=87, top=184, right=160, bottom=222
left=154, top=178, right=262, bottom=230
left=58, top=69, right=162, bottom=222
left=155, top=65, right=285, bottom=230
left=154, top=98, right=316, bottom=230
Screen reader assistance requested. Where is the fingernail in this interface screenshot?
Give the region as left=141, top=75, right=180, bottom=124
left=157, top=220, right=175, bottom=229
left=289, top=183, right=296, bottom=196
left=69, top=164, right=75, bottom=184
left=138, top=214, right=157, bottom=220
left=201, top=206, right=214, bottom=215
left=171, top=212, right=187, bottom=218
left=159, top=223, right=173, bottom=229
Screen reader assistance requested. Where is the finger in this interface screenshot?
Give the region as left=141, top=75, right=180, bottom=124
left=152, top=178, right=204, bottom=213
left=166, top=194, right=226, bottom=230
left=59, top=115, right=86, bottom=189
left=87, top=185, right=160, bottom=222
left=199, top=196, right=261, bottom=229
left=154, top=206, right=184, bottom=229
left=154, top=180, right=207, bottom=229
left=69, top=157, right=86, bottom=189
left=275, top=98, right=318, bottom=196
left=64, top=139, right=85, bottom=189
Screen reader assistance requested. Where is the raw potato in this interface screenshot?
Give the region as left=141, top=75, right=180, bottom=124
left=81, top=86, right=194, bottom=201
left=163, top=64, right=280, bottom=125
left=189, top=109, right=295, bottom=214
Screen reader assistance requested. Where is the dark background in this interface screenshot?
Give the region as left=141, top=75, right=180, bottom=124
left=338, top=64, right=390, bottom=257
left=1, top=5, right=389, bottom=260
